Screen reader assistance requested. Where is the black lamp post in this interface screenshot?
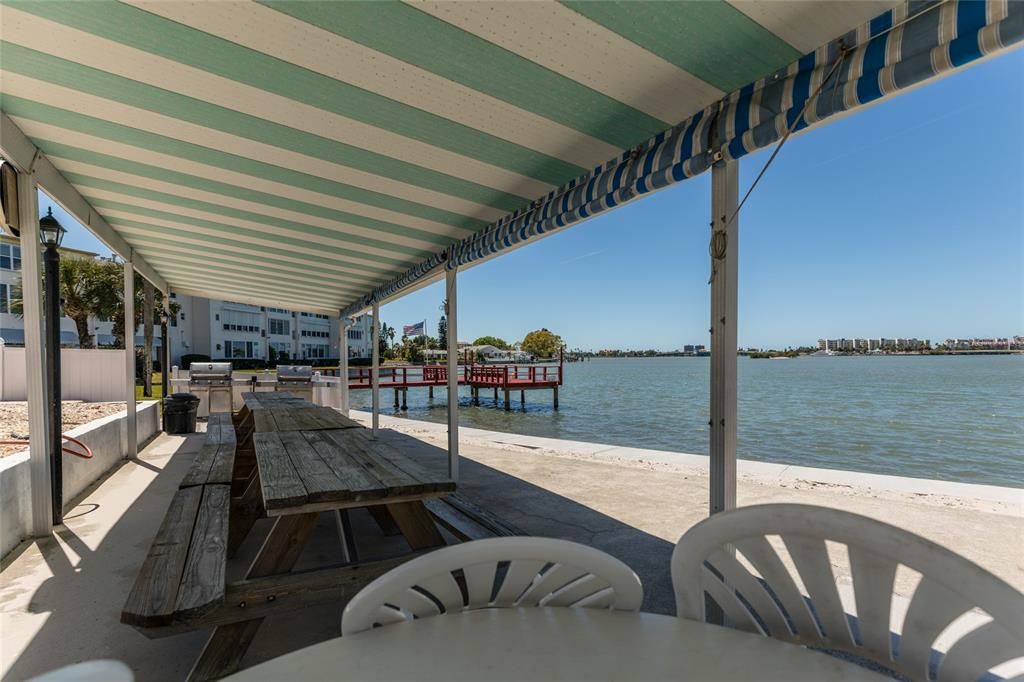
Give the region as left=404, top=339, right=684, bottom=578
left=40, top=207, right=66, bottom=526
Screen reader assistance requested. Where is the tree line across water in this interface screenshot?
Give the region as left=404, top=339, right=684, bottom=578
left=377, top=316, right=563, bottom=364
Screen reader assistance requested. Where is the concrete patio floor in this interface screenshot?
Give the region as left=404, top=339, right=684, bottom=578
left=1, top=417, right=1021, bottom=680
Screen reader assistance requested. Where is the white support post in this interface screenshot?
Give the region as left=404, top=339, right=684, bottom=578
left=445, top=267, right=460, bottom=481
left=371, top=301, right=380, bottom=437
left=709, top=159, right=739, bottom=516
left=338, top=316, right=350, bottom=416
left=124, top=257, right=137, bottom=456
left=17, top=170, right=52, bottom=535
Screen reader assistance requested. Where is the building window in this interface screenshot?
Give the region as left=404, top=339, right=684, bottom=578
left=0, top=244, right=21, bottom=271
left=270, top=341, right=291, bottom=360
left=0, top=282, right=8, bottom=313
left=301, top=343, right=329, bottom=359
left=224, top=340, right=258, bottom=359
left=347, top=329, right=363, bottom=340
left=269, top=318, right=290, bottom=336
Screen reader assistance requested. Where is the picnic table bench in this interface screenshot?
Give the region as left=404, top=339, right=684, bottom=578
left=123, top=395, right=458, bottom=681
left=122, top=413, right=237, bottom=630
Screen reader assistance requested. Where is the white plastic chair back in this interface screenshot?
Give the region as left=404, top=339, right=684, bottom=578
left=343, top=537, right=643, bottom=635
left=28, top=660, right=133, bottom=682
left=672, top=504, right=1024, bottom=682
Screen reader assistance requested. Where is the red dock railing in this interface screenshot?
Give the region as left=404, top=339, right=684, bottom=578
left=339, top=359, right=561, bottom=390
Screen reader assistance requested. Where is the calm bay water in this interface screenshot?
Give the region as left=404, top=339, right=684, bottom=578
left=350, top=355, right=1024, bottom=487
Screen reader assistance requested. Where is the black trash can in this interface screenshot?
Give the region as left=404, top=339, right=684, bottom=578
left=163, top=392, right=200, bottom=434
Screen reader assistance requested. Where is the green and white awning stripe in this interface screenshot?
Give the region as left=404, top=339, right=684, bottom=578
left=344, top=0, right=1023, bottom=316
left=1, top=1, right=1016, bottom=315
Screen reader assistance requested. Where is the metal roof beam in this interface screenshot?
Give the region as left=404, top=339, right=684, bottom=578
left=0, top=113, right=169, bottom=293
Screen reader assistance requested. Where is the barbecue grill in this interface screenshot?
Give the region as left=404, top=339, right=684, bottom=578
left=275, top=365, right=314, bottom=402
left=188, top=362, right=234, bottom=416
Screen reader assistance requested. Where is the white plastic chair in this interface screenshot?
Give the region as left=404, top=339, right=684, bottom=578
left=28, top=660, right=133, bottom=682
left=342, top=536, right=643, bottom=635
left=672, top=504, right=1024, bottom=682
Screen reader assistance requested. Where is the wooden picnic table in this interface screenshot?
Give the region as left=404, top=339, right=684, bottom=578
left=252, top=406, right=361, bottom=433
left=189, top=399, right=456, bottom=680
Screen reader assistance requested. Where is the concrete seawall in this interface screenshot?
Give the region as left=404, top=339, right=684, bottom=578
left=0, top=401, right=160, bottom=559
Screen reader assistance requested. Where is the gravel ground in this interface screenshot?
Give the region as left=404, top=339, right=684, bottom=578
left=0, top=401, right=129, bottom=456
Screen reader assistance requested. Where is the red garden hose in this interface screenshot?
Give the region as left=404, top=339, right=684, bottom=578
left=0, top=435, right=94, bottom=459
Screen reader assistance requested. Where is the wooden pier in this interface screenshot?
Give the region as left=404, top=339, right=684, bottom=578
left=330, top=361, right=563, bottom=411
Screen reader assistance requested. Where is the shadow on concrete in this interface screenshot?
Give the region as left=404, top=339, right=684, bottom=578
left=3, top=427, right=678, bottom=680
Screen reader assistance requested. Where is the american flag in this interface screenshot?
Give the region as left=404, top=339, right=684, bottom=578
left=403, top=320, right=425, bottom=337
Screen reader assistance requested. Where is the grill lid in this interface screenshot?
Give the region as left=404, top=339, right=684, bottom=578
left=189, top=362, right=233, bottom=382
left=277, top=365, right=314, bottom=383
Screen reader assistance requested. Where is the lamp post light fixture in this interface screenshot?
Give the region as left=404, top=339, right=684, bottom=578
left=39, top=206, right=66, bottom=525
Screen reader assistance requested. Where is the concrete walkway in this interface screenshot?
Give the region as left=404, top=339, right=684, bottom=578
left=1, top=417, right=1021, bottom=680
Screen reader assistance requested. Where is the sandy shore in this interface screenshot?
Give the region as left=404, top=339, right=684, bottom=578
left=352, top=411, right=1024, bottom=594
left=0, top=401, right=129, bottom=456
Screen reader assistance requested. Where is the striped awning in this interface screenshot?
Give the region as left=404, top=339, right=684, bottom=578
left=1, top=1, right=1019, bottom=316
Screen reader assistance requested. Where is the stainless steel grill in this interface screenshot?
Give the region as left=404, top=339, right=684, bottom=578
left=275, top=365, right=314, bottom=401
left=188, top=362, right=233, bottom=385
left=188, top=362, right=234, bottom=415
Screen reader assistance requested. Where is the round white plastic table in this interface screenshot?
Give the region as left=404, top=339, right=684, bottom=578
left=227, top=608, right=886, bottom=681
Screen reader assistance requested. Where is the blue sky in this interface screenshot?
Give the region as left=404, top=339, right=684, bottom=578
left=44, top=50, right=1023, bottom=350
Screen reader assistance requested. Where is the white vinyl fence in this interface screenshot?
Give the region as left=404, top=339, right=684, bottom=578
left=0, top=341, right=127, bottom=402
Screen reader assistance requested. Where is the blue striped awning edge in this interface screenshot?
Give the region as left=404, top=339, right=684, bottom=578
left=341, top=0, right=1023, bottom=317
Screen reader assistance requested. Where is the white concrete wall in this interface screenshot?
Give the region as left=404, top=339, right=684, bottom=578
left=0, top=345, right=127, bottom=402
left=0, top=401, right=159, bottom=559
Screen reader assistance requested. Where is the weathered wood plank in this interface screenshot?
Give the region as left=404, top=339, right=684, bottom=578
left=175, top=485, right=231, bottom=620
left=269, top=409, right=299, bottom=432
left=205, top=443, right=236, bottom=486
left=368, top=436, right=449, bottom=487
left=302, top=429, right=383, bottom=497
left=205, top=413, right=234, bottom=443
left=180, top=415, right=237, bottom=488
left=386, top=501, right=445, bottom=549
left=278, top=431, right=347, bottom=502
left=252, top=410, right=277, bottom=433
left=122, top=486, right=202, bottom=628
left=443, top=493, right=524, bottom=536
left=188, top=513, right=319, bottom=681
left=424, top=494, right=524, bottom=541
left=253, top=432, right=307, bottom=511
left=179, top=443, right=219, bottom=488
left=228, top=473, right=263, bottom=558
left=286, top=407, right=321, bottom=431
left=320, top=429, right=420, bottom=491
left=302, top=407, right=361, bottom=430
left=423, top=498, right=494, bottom=542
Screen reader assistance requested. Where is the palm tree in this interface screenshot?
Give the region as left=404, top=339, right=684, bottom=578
left=11, top=255, right=112, bottom=348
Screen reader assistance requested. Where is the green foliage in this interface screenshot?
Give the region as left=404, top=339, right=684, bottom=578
left=13, top=257, right=181, bottom=350
left=181, top=353, right=211, bottom=368
left=437, top=314, right=447, bottom=348
left=396, top=334, right=438, bottom=363
left=378, top=321, right=396, bottom=359
left=472, top=335, right=509, bottom=350
left=520, top=328, right=563, bottom=359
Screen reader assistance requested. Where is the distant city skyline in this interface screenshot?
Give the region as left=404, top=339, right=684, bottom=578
left=37, top=50, right=1024, bottom=351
